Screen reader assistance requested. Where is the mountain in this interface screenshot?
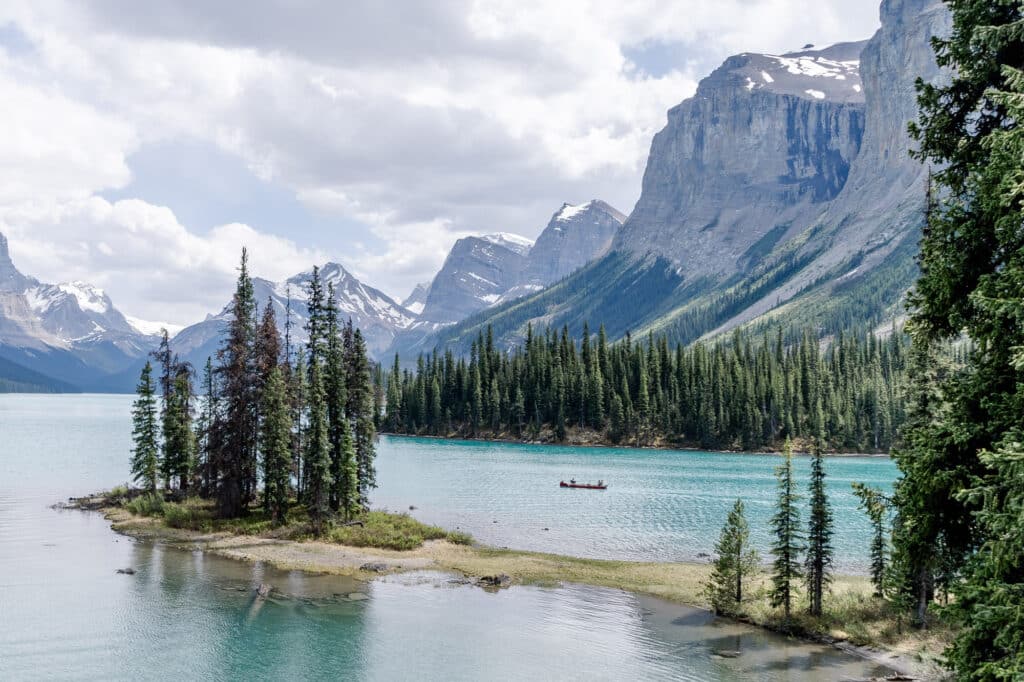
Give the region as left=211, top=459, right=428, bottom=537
left=615, top=41, right=866, bottom=278
left=418, top=233, right=534, bottom=324
left=500, top=200, right=626, bottom=302
left=0, top=232, right=160, bottom=391
left=401, top=0, right=948, bottom=358
left=171, top=262, right=416, bottom=370
left=401, top=282, right=431, bottom=316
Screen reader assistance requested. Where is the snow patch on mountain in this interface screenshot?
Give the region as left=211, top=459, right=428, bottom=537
left=126, top=316, right=185, bottom=337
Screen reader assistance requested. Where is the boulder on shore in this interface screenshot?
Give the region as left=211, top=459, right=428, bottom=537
left=360, top=562, right=390, bottom=573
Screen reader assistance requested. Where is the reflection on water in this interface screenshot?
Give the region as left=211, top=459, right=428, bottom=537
left=0, top=395, right=894, bottom=680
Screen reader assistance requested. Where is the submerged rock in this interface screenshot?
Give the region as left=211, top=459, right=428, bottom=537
left=477, top=574, right=512, bottom=588
left=347, top=592, right=369, bottom=601
left=713, top=649, right=741, bottom=658
left=255, top=583, right=272, bottom=598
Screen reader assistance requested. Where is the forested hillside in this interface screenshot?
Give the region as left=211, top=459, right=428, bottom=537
left=383, top=324, right=918, bottom=453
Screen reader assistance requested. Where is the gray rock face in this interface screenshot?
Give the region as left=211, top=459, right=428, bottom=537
left=416, top=202, right=624, bottom=324
left=418, top=234, right=533, bottom=324
left=401, top=282, right=431, bottom=316
left=172, top=262, right=417, bottom=365
left=614, top=41, right=868, bottom=279
left=513, top=200, right=625, bottom=295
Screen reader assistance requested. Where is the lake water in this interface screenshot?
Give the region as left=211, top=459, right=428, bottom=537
left=0, top=394, right=896, bottom=680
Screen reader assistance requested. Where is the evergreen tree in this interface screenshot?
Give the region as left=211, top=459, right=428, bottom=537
left=902, top=1, right=1024, bottom=675
left=213, top=249, right=258, bottom=517
left=805, top=443, right=834, bottom=616
left=305, top=360, right=332, bottom=535
left=162, top=365, right=196, bottom=493
left=195, top=357, right=218, bottom=496
left=130, top=362, right=160, bottom=494
left=259, top=365, right=292, bottom=523
left=345, top=324, right=377, bottom=507
left=853, top=483, right=888, bottom=597
left=769, top=439, right=803, bottom=619
left=705, top=499, right=759, bottom=616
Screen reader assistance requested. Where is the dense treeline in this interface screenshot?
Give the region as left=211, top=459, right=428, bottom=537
left=384, top=323, right=909, bottom=452
left=130, top=250, right=377, bottom=533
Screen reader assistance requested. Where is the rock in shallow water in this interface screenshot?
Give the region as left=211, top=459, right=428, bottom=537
left=116, top=567, right=135, bottom=575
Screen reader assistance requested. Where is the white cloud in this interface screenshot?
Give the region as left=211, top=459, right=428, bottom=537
left=0, top=197, right=325, bottom=324
left=0, top=0, right=881, bottom=316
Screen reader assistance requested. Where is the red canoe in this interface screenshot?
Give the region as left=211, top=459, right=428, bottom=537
left=559, top=481, right=607, bottom=490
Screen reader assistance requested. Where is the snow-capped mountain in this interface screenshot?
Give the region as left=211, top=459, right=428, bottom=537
left=171, top=262, right=417, bottom=367
left=0, top=232, right=160, bottom=390
left=417, top=233, right=534, bottom=324
left=500, top=199, right=625, bottom=302
left=401, top=282, right=431, bottom=316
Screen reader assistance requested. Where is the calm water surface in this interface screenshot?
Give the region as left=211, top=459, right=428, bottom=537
left=0, top=394, right=895, bottom=680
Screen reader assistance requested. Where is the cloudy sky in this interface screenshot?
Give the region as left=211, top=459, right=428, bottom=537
left=0, top=1, right=880, bottom=326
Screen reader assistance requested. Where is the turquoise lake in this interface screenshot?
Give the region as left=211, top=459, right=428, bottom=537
left=0, top=394, right=897, bottom=680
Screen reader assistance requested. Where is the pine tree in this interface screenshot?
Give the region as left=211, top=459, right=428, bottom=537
left=260, top=365, right=292, bottom=523
left=805, top=443, right=834, bottom=617
left=904, top=2, right=1024, bottom=674
left=195, top=357, right=218, bottom=497
left=213, top=248, right=258, bottom=518
left=305, top=360, right=332, bottom=535
left=345, top=325, right=377, bottom=507
left=705, top=499, right=759, bottom=616
left=163, top=366, right=196, bottom=493
left=770, top=439, right=803, bottom=619
left=130, top=362, right=160, bottom=494
left=853, top=483, right=888, bottom=597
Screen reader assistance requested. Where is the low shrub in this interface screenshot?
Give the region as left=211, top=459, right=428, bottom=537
left=162, top=500, right=212, bottom=530
left=125, top=492, right=166, bottom=517
left=328, top=511, right=453, bottom=551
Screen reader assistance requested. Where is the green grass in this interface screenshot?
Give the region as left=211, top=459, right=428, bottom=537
left=327, top=511, right=465, bottom=551
left=112, top=492, right=471, bottom=551
left=124, top=492, right=166, bottom=516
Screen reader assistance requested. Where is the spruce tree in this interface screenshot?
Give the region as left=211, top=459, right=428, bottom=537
left=163, top=366, right=196, bottom=493
left=769, top=439, right=803, bottom=619
left=213, top=248, right=258, bottom=517
left=705, top=499, right=759, bottom=616
left=904, top=1, right=1024, bottom=674
left=805, top=443, right=834, bottom=617
left=305, top=360, right=332, bottom=535
left=130, top=362, right=160, bottom=494
left=853, top=483, right=888, bottom=597
left=260, top=365, right=292, bottom=524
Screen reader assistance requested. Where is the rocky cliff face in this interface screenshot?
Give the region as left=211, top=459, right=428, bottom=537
left=615, top=41, right=868, bottom=279
left=418, top=233, right=533, bottom=324
left=511, top=200, right=625, bottom=296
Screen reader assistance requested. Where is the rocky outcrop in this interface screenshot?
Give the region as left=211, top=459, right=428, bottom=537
left=401, top=282, right=431, bottom=316
left=517, top=200, right=625, bottom=291
left=614, top=41, right=867, bottom=279
left=418, top=234, right=533, bottom=324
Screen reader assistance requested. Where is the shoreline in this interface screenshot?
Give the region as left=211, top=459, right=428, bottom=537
left=379, top=432, right=894, bottom=458
left=76, top=498, right=945, bottom=679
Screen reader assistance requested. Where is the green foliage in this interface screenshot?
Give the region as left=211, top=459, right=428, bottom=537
left=852, top=483, right=889, bottom=598
left=895, top=1, right=1024, bottom=677
left=945, top=442, right=1024, bottom=679
left=327, top=511, right=461, bottom=551
left=387, top=324, right=910, bottom=453
left=130, top=362, right=160, bottom=494
left=705, top=499, right=759, bottom=616
left=125, top=492, right=166, bottom=517
left=161, top=500, right=211, bottom=529
left=769, top=440, right=804, bottom=619
left=260, top=365, right=293, bottom=525
left=805, top=444, right=834, bottom=617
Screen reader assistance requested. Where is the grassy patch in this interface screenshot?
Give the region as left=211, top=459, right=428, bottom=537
left=124, top=492, right=166, bottom=516
left=328, top=511, right=451, bottom=551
